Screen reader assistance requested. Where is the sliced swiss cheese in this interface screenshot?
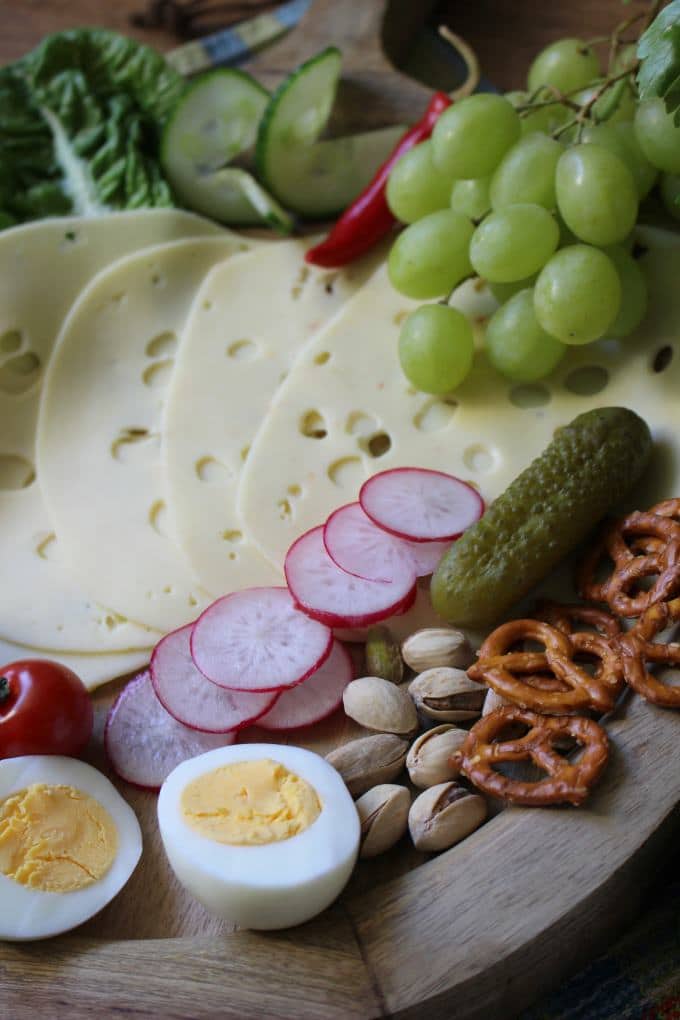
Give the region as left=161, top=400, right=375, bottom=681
left=162, top=240, right=379, bottom=595
left=37, top=236, right=255, bottom=633
left=238, top=227, right=680, bottom=571
left=0, top=209, right=224, bottom=652
left=0, top=637, right=149, bottom=692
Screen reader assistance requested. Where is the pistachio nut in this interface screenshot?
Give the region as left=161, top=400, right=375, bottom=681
left=326, top=733, right=409, bottom=797
left=482, top=687, right=508, bottom=716
left=408, top=782, right=487, bottom=852
left=401, top=627, right=473, bottom=673
left=408, top=667, right=487, bottom=722
left=406, top=725, right=467, bottom=788
left=343, top=676, right=418, bottom=736
left=365, top=625, right=404, bottom=685
left=356, top=784, right=411, bottom=858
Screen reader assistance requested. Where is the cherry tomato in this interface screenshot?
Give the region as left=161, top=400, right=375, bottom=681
left=0, top=660, right=93, bottom=760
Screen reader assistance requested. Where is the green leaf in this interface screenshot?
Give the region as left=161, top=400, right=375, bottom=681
left=637, top=0, right=680, bottom=124
left=0, top=28, right=186, bottom=229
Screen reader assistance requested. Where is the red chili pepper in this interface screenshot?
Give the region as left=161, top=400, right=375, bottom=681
left=305, top=91, right=453, bottom=269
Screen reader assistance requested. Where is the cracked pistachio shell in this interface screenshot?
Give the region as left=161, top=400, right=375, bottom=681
left=356, top=784, right=411, bottom=858
left=406, top=724, right=467, bottom=788
left=401, top=627, right=473, bottom=672
left=326, top=733, right=409, bottom=798
left=343, top=675, right=418, bottom=736
left=408, top=667, right=487, bottom=721
left=408, top=782, right=487, bottom=852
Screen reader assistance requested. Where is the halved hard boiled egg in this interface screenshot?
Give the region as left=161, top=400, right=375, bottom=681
left=157, top=743, right=360, bottom=929
left=0, top=756, right=142, bottom=940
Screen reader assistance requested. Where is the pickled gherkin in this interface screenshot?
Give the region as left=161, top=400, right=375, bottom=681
left=431, top=407, right=652, bottom=627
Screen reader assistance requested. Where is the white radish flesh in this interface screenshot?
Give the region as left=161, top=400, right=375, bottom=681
left=191, top=586, right=332, bottom=692
left=285, top=526, right=417, bottom=628
left=257, top=640, right=354, bottom=731
left=360, top=467, right=484, bottom=541
left=105, top=671, right=234, bottom=791
left=151, top=624, right=276, bottom=733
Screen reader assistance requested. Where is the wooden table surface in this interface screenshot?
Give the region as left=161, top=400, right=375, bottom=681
left=0, top=0, right=646, bottom=84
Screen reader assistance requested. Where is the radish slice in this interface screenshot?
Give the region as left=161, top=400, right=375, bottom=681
left=360, top=467, right=484, bottom=541
left=191, top=586, right=332, bottom=693
left=324, top=502, right=447, bottom=581
left=105, top=671, right=234, bottom=791
left=151, top=624, right=276, bottom=733
left=285, top=526, right=417, bottom=628
left=257, top=641, right=353, bottom=731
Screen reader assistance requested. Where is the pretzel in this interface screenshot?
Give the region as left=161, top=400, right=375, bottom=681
left=468, top=619, right=622, bottom=714
left=618, top=596, right=680, bottom=708
left=535, top=600, right=622, bottom=640
left=453, top=705, right=610, bottom=806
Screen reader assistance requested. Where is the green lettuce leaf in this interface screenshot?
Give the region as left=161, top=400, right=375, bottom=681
left=637, top=0, right=680, bottom=125
left=0, top=28, right=186, bottom=226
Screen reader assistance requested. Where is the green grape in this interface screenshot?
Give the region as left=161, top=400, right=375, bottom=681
left=660, top=173, right=680, bottom=222
left=450, top=177, right=492, bottom=221
left=485, top=288, right=566, bottom=382
left=534, top=245, right=621, bottom=345
left=527, top=38, right=600, bottom=95
left=612, top=44, right=637, bottom=75
left=431, top=94, right=520, bottom=180
left=555, top=144, right=638, bottom=245
left=386, top=140, right=453, bottom=224
left=505, top=89, right=568, bottom=137
left=635, top=98, right=680, bottom=174
left=490, top=134, right=562, bottom=211
left=399, top=304, right=474, bottom=394
left=469, top=204, right=559, bottom=283
left=581, top=122, right=658, bottom=198
left=388, top=209, right=474, bottom=300
left=488, top=275, right=537, bottom=304
left=603, top=245, right=648, bottom=337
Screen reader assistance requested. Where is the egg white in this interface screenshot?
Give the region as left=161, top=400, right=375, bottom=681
left=158, top=743, right=360, bottom=930
left=0, top=756, right=142, bottom=941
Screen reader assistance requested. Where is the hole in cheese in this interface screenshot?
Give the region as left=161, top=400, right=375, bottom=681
left=300, top=410, right=327, bottom=439
left=146, top=331, right=178, bottom=359
left=0, top=330, right=22, bottom=355
left=564, top=366, right=609, bottom=397
left=509, top=383, right=551, bottom=409
left=0, top=454, right=35, bottom=490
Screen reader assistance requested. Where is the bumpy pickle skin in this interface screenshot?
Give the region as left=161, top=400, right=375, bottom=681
left=431, top=407, right=652, bottom=627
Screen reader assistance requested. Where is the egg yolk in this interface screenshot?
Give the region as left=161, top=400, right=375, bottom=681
left=0, top=783, right=118, bottom=893
left=181, top=758, right=321, bottom=845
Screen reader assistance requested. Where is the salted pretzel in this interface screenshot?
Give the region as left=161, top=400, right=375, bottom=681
left=579, top=512, right=680, bottom=617
left=453, top=705, right=610, bottom=806
left=618, top=596, right=680, bottom=708
left=535, top=600, right=622, bottom=640
left=468, top=618, right=622, bottom=714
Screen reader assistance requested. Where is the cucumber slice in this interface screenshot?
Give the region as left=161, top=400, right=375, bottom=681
left=256, top=47, right=406, bottom=218
left=162, top=69, right=292, bottom=231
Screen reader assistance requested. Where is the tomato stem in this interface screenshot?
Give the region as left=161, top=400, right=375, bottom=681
left=0, top=676, right=9, bottom=705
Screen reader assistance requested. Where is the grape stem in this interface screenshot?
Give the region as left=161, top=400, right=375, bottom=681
left=438, top=25, right=480, bottom=101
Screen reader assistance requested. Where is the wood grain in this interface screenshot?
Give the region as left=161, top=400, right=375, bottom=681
left=1, top=2, right=679, bottom=1019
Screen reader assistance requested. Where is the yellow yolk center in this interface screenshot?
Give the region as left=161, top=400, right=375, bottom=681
left=0, top=783, right=118, bottom=893
left=181, top=759, right=321, bottom=845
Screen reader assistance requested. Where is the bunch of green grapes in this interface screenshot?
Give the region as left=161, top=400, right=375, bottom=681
left=387, top=36, right=680, bottom=394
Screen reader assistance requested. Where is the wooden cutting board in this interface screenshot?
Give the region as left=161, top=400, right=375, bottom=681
left=2, top=2, right=679, bottom=1018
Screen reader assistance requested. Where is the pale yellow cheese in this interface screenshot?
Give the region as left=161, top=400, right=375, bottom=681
left=0, top=637, right=148, bottom=692
left=37, top=236, right=253, bottom=633
left=238, top=227, right=680, bottom=570
left=180, top=759, right=321, bottom=846
left=0, top=783, right=118, bottom=893
left=0, top=210, right=223, bottom=653
left=162, top=240, right=379, bottom=595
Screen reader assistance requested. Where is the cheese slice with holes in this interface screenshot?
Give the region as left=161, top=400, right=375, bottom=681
left=0, top=210, right=225, bottom=652
left=0, top=637, right=148, bottom=692
left=37, top=236, right=255, bottom=633
left=238, top=227, right=680, bottom=570
left=162, top=239, right=380, bottom=595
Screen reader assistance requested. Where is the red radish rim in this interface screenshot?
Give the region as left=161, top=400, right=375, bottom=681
left=323, top=501, right=418, bottom=584
left=257, top=641, right=354, bottom=731
left=190, top=586, right=333, bottom=693
left=359, top=467, right=485, bottom=543
left=285, top=527, right=418, bottom=629
left=150, top=624, right=277, bottom=733
left=104, top=671, right=235, bottom=792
